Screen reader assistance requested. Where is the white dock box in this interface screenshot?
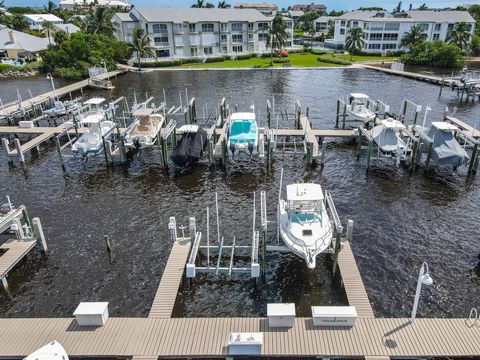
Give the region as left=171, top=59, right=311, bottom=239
left=267, top=303, right=296, bottom=328
left=312, top=306, right=357, bottom=327
left=73, top=302, right=109, bottom=326
left=228, top=332, right=263, bottom=355
left=18, top=121, right=34, bottom=128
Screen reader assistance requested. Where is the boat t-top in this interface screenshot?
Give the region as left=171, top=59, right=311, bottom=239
left=279, top=183, right=333, bottom=269
left=71, top=98, right=116, bottom=157
left=346, top=93, right=376, bottom=124
left=124, top=108, right=164, bottom=149
left=371, top=118, right=409, bottom=161
left=226, top=112, right=258, bottom=155
left=42, top=100, right=78, bottom=118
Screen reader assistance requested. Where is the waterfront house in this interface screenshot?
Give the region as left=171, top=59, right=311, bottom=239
left=23, top=14, right=64, bottom=31
left=233, top=2, right=278, bottom=16
left=0, top=25, right=49, bottom=60
left=112, top=8, right=294, bottom=59
left=327, top=10, right=475, bottom=52
left=291, top=3, right=327, bottom=14
left=59, top=0, right=130, bottom=10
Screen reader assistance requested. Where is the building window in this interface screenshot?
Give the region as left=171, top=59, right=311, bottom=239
left=340, top=20, right=346, bottom=26
left=352, top=21, right=358, bottom=28
left=154, top=36, right=168, bottom=45
left=340, top=29, right=345, bottom=35
left=286, top=21, right=293, bottom=29
left=173, top=24, right=182, bottom=33
left=370, top=22, right=384, bottom=30
left=368, top=43, right=381, bottom=49
left=231, top=23, right=243, bottom=32
left=248, top=33, right=253, bottom=42
left=222, top=46, right=228, bottom=53
left=189, top=24, right=196, bottom=32
left=248, top=23, right=254, bottom=31
left=221, top=34, right=227, bottom=43
left=191, top=48, right=198, bottom=56
left=203, top=46, right=213, bottom=55
left=369, top=33, right=383, bottom=41
left=232, top=34, right=243, bottom=43
left=384, top=23, right=400, bottom=31
left=416, top=23, right=429, bottom=32
left=155, top=49, right=170, bottom=57
left=232, top=45, right=243, bottom=52
left=258, top=22, right=269, bottom=31
left=383, top=33, right=398, bottom=41
left=202, top=23, right=214, bottom=33
left=433, top=33, right=440, bottom=40
left=152, top=23, right=167, bottom=34
left=382, top=43, right=397, bottom=50
left=220, top=23, right=227, bottom=31
left=434, top=23, right=441, bottom=31
left=363, top=23, right=368, bottom=30
left=258, top=33, right=268, bottom=41
left=248, top=44, right=254, bottom=51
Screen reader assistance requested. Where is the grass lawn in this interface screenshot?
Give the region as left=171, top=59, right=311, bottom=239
left=170, top=52, right=398, bottom=69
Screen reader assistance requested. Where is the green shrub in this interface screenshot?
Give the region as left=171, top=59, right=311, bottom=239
left=273, top=58, right=289, bottom=63
left=0, top=64, right=18, bottom=73
left=401, top=41, right=464, bottom=68
left=311, top=49, right=332, bottom=55
left=23, top=61, right=42, bottom=71
left=205, top=56, right=225, bottom=63
left=386, top=50, right=405, bottom=57
left=181, top=57, right=202, bottom=65
left=234, top=53, right=254, bottom=60
left=317, top=56, right=352, bottom=65
left=55, top=67, right=83, bottom=80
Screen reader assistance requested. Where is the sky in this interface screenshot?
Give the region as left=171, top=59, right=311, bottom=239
left=3, top=0, right=476, bottom=11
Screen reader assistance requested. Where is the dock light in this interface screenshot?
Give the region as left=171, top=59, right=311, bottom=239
left=410, top=262, right=433, bottom=324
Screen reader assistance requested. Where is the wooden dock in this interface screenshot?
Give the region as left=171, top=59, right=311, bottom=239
left=445, top=115, right=480, bottom=138
left=360, top=64, right=449, bottom=85
left=149, top=237, right=191, bottom=319
left=0, top=238, right=37, bottom=284
left=0, top=69, right=126, bottom=118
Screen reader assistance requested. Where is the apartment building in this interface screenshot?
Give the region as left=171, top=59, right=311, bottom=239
left=59, top=0, right=130, bottom=10
left=233, top=2, right=278, bottom=16
left=328, top=10, right=475, bottom=52
left=314, top=16, right=335, bottom=33
left=291, top=3, right=326, bottom=14
left=23, top=14, right=64, bottom=31
left=113, top=8, right=294, bottom=58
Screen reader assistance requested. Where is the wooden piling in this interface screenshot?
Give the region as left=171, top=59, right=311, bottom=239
left=32, top=217, right=47, bottom=254
left=335, top=99, right=340, bottom=128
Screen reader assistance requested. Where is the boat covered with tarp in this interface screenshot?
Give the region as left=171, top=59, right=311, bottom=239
left=170, top=124, right=207, bottom=168
left=424, top=122, right=469, bottom=167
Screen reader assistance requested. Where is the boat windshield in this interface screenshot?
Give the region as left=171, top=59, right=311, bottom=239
left=290, top=212, right=321, bottom=224
left=231, top=120, right=254, bottom=136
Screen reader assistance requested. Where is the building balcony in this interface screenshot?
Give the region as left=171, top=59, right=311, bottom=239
left=154, top=43, right=169, bottom=47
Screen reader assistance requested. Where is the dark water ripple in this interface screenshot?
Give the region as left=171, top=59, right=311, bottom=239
left=0, top=68, right=479, bottom=319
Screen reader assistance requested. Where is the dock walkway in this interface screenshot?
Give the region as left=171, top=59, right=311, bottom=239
left=0, top=238, right=37, bottom=282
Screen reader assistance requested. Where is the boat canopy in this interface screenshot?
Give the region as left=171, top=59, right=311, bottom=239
left=380, top=118, right=406, bottom=130
left=431, top=121, right=458, bottom=132
left=286, top=184, right=324, bottom=202
left=84, top=97, right=106, bottom=106
left=230, top=112, right=256, bottom=121
left=80, top=113, right=105, bottom=124
left=350, top=93, right=370, bottom=100
left=132, top=108, right=154, bottom=117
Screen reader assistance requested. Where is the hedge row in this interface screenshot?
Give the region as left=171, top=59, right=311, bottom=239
left=317, top=56, right=352, bottom=65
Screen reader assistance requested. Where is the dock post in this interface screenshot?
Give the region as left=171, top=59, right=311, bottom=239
left=101, top=135, right=110, bottom=167
left=401, top=99, right=407, bottom=123
left=173, top=128, right=177, bottom=149
left=425, top=142, right=433, bottom=170
left=32, top=217, right=47, bottom=254
left=208, top=139, right=214, bottom=166
left=118, top=133, right=127, bottom=163
left=1, top=277, right=9, bottom=292
left=306, top=106, right=310, bottom=119
left=261, top=227, right=266, bottom=277
left=320, top=139, right=326, bottom=167
left=356, top=127, right=362, bottom=160
left=22, top=207, right=32, bottom=232
left=13, top=138, right=25, bottom=163
left=2, top=138, right=10, bottom=160
left=366, top=139, right=373, bottom=172
left=335, top=99, right=340, bottom=128
left=221, top=137, right=227, bottom=169
left=189, top=217, right=196, bottom=243
left=332, top=232, right=342, bottom=275
left=410, top=140, right=419, bottom=173
left=345, top=220, right=353, bottom=242
left=439, top=77, right=445, bottom=97
left=341, top=103, right=347, bottom=130
left=55, top=137, right=66, bottom=172
left=168, top=217, right=177, bottom=242
left=266, top=100, right=271, bottom=129
left=160, top=137, right=168, bottom=168
left=468, top=143, right=479, bottom=175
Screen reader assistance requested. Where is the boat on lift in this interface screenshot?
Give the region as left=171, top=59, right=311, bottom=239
left=279, top=183, right=333, bottom=269
left=421, top=122, right=469, bottom=168
left=346, top=93, right=376, bottom=124
left=226, top=112, right=258, bottom=156
left=170, top=124, right=208, bottom=168
left=23, top=340, right=68, bottom=360
left=124, top=108, right=164, bottom=149
left=71, top=98, right=116, bottom=156
left=371, top=118, right=410, bottom=162
left=42, top=100, right=78, bottom=118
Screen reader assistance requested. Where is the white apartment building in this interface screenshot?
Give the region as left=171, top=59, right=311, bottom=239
left=314, top=16, right=335, bottom=33
left=23, top=14, right=64, bottom=31
left=59, top=0, right=130, bottom=10
left=112, top=8, right=294, bottom=59
left=327, top=10, right=475, bottom=52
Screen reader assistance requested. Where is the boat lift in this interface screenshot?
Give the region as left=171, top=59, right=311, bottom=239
left=335, top=96, right=390, bottom=129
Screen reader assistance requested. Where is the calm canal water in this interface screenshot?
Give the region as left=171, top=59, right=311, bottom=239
left=0, top=68, right=479, bottom=319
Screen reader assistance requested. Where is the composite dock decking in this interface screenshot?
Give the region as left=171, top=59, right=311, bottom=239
left=445, top=115, right=480, bottom=138
left=0, top=317, right=479, bottom=358
left=148, top=237, right=192, bottom=318
left=0, top=238, right=36, bottom=281
left=360, top=64, right=448, bottom=84
left=338, top=242, right=374, bottom=317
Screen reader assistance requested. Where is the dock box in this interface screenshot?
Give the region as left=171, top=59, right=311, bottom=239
left=312, top=306, right=357, bottom=327
left=18, top=121, right=34, bottom=128
left=267, top=303, right=295, bottom=328
left=228, top=332, right=263, bottom=355
left=73, top=302, right=109, bottom=326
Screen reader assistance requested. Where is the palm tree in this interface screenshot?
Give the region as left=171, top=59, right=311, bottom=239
left=418, top=3, right=428, bottom=10
left=130, top=28, right=155, bottom=71
left=267, top=13, right=289, bottom=66
left=205, top=2, right=215, bottom=8
left=42, top=20, right=55, bottom=45
left=217, top=1, right=230, bottom=8
left=43, top=0, right=59, bottom=14
left=191, top=0, right=205, bottom=8
left=447, top=22, right=471, bottom=51
left=345, top=27, right=365, bottom=60
left=7, top=14, right=29, bottom=31
left=400, top=25, right=427, bottom=49
left=85, top=7, right=115, bottom=37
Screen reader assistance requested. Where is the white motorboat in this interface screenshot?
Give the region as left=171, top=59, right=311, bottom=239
left=226, top=112, right=258, bottom=155
left=371, top=118, right=409, bottom=161
left=42, top=100, right=78, bottom=118
left=23, top=340, right=68, bottom=360
left=71, top=98, right=115, bottom=156
left=124, top=108, right=164, bottom=149
left=279, top=183, right=333, bottom=269
left=346, top=93, right=376, bottom=123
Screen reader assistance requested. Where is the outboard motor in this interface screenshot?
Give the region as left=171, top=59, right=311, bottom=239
left=133, top=138, right=141, bottom=150
left=247, top=142, right=254, bottom=155
left=229, top=142, right=236, bottom=157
